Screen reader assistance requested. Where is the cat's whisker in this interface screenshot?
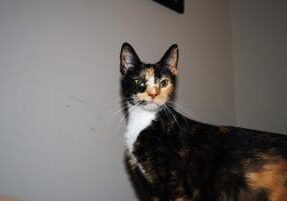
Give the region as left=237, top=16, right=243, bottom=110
left=116, top=114, right=126, bottom=131
left=104, top=98, right=132, bottom=110
left=164, top=104, right=180, bottom=127
left=166, top=100, right=197, bottom=120
left=109, top=107, right=124, bottom=119
left=107, top=103, right=126, bottom=119
left=103, top=100, right=122, bottom=108
left=116, top=102, right=140, bottom=131
left=162, top=105, right=171, bottom=123
left=128, top=102, right=140, bottom=114
left=166, top=109, right=176, bottom=126
left=162, top=105, right=172, bottom=122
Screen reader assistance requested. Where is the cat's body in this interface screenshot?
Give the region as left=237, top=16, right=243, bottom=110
left=120, top=43, right=287, bottom=201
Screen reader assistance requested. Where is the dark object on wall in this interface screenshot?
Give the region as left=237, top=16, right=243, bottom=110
left=152, top=0, right=184, bottom=14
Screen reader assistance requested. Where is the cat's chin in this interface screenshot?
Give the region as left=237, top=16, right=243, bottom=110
left=141, top=102, right=161, bottom=111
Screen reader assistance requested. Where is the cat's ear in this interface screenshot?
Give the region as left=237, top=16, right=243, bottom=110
left=160, top=44, right=179, bottom=75
left=120, top=43, right=141, bottom=75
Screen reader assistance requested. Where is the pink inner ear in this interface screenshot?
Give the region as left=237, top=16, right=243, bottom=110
left=169, top=65, right=178, bottom=76
left=168, top=49, right=178, bottom=75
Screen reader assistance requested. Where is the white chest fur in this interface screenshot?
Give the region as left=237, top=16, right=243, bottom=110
left=124, top=105, right=156, bottom=153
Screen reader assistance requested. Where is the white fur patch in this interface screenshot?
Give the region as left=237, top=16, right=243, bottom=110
left=124, top=104, right=156, bottom=153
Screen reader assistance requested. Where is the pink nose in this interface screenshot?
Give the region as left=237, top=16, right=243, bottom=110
left=148, top=92, right=158, bottom=99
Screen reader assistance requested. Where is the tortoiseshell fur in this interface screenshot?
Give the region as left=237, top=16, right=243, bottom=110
left=120, top=43, right=287, bottom=201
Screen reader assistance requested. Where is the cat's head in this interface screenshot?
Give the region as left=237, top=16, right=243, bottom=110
left=120, top=43, right=178, bottom=111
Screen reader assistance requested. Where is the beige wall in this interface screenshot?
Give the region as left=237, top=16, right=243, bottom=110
left=0, top=0, right=234, bottom=200
left=2, top=1, right=286, bottom=201
left=230, top=0, right=287, bottom=134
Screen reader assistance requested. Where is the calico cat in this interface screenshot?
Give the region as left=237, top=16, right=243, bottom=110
left=120, top=43, right=287, bottom=201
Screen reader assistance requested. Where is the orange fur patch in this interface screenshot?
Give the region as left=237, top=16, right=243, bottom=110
left=178, top=148, right=189, bottom=158
left=169, top=65, right=178, bottom=76
left=145, top=68, right=155, bottom=79
left=156, top=79, right=174, bottom=105
left=218, top=126, right=230, bottom=134
left=246, top=159, right=287, bottom=201
left=175, top=197, right=185, bottom=201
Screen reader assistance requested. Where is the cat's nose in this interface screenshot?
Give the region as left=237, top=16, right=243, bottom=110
left=148, top=90, right=159, bottom=99
left=147, top=87, right=160, bottom=99
left=148, top=93, right=157, bottom=99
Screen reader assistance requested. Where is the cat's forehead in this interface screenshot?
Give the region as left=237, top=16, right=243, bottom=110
left=143, top=65, right=157, bottom=78
left=138, top=64, right=168, bottom=79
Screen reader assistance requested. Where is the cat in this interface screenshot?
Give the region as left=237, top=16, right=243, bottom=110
left=120, top=43, right=287, bottom=201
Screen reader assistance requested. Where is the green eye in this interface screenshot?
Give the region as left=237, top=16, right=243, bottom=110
left=134, top=79, right=140, bottom=84
left=160, top=79, right=169, bottom=88
left=134, top=79, right=145, bottom=87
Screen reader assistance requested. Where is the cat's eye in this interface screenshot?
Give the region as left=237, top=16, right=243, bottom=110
left=134, top=79, right=140, bottom=85
left=134, top=79, right=145, bottom=87
left=160, top=79, right=169, bottom=88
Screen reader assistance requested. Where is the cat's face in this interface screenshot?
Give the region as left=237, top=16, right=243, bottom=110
left=120, top=43, right=178, bottom=111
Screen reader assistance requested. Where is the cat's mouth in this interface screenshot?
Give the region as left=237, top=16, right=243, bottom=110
left=129, top=95, right=164, bottom=111
left=136, top=99, right=163, bottom=111
left=141, top=102, right=161, bottom=111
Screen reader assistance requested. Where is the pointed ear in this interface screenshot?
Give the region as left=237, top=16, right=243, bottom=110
left=160, top=44, right=179, bottom=75
left=120, top=43, right=141, bottom=75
